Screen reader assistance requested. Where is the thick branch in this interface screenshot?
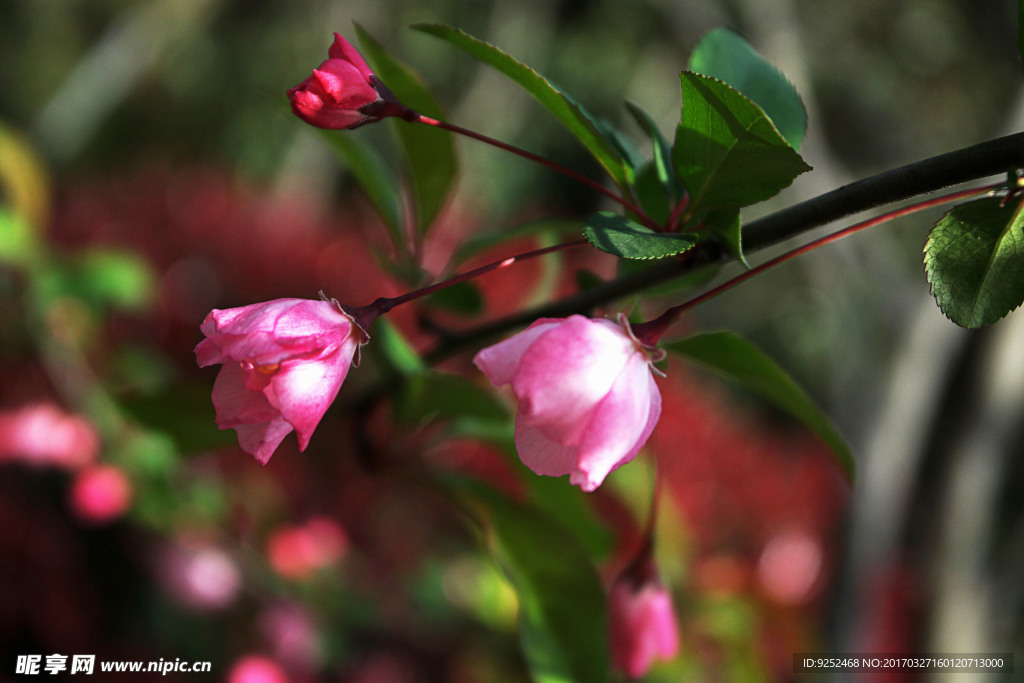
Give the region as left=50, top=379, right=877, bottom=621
left=426, top=132, right=1024, bottom=362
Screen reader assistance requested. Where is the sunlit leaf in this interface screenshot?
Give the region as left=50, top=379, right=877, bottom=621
left=583, top=211, right=696, bottom=260
left=689, top=28, right=807, bottom=150
left=413, top=23, right=630, bottom=189
left=446, top=478, right=610, bottom=683
left=924, top=196, right=1024, bottom=327
left=673, top=73, right=811, bottom=211
left=371, top=317, right=426, bottom=375
left=665, top=331, right=854, bottom=478
left=356, top=25, right=456, bottom=236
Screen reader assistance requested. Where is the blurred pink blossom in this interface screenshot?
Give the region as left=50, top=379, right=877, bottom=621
left=608, top=562, right=679, bottom=678
left=68, top=465, right=132, bottom=525
left=757, top=529, right=823, bottom=605
left=195, top=298, right=364, bottom=463
left=226, top=655, right=289, bottom=683
left=157, top=541, right=242, bottom=611
left=474, top=314, right=662, bottom=491
left=260, top=603, right=320, bottom=669
left=0, top=403, right=99, bottom=469
left=287, top=33, right=403, bottom=130
left=266, top=516, right=348, bottom=580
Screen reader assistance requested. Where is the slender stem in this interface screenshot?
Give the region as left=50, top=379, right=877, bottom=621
left=632, top=184, right=1000, bottom=344
left=342, top=239, right=587, bottom=333
left=414, top=114, right=659, bottom=230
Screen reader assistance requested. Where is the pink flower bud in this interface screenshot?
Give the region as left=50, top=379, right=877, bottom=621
left=195, top=298, right=364, bottom=463
left=287, top=33, right=409, bottom=130
left=69, top=465, right=132, bottom=525
left=473, top=314, right=663, bottom=491
left=609, top=565, right=679, bottom=678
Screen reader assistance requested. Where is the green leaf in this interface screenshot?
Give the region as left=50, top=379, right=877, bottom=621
left=371, top=317, right=426, bottom=375
left=413, top=23, right=630, bottom=189
left=319, top=130, right=404, bottom=248
left=665, top=331, right=855, bottom=479
left=355, top=25, right=456, bottom=236
left=924, top=196, right=1024, bottom=328
left=583, top=211, right=696, bottom=260
left=448, top=478, right=609, bottom=683
left=689, top=28, right=807, bottom=150
left=77, top=248, right=155, bottom=311
left=397, top=371, right=508, bottom=426
left=424, top=279, right=484, bottom=315
left=0, top=206, right=39, bottom=266
left=699, top=207, right=748, bottom=267
left=626, top=102, right=683, bottom=204
left=673, top=72, right=811, bottom=211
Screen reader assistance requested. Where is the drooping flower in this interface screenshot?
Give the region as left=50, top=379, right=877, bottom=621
left=473, top=314, right=663, bottom=491
left=287, top=32, right=411, bottom=130
left=195, top=298, right=364, bottom=464
left=609, top=553, right=680, bottom=678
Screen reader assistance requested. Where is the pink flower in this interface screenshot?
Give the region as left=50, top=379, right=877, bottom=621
left=226, top=655, right=289, bottom=683
left=194, top=298, right=363, bottom=464
left=473, top=314, right=663, bottom=491
left=266, top=516, right=348, bottom=580
left=69, top=465, right=133, bottom=525
left=609, top=565, right=679, bottom=678
left=287, top=33, right=408, bottom=130
left=0, top=403, right=99, bottom=469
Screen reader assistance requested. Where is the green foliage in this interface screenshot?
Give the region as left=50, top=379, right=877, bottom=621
left=665, top=331, right=855, bottom=478
left=448, top=478, right=610, bottom=683
left=700, top=207, right=747, bottom=267
left=673, top=73, right=811, bottom=212
left=424, top=279, right=484, bottom=315
left=689, top=28, right=807, bottom=151
left=413, top=24, right=631, bottom=190
left=320, top=130, right=404, bottom=248
left=356, top=25, right=457, bottom=236
left=371, top=317, right=427, bottom=375
left=583, top=211, right=696, bottom=259
left=0, top=206, right=39, bottom=265
left=924, top=196, right=1024, bottom=327
left=397, top=371, right=508, bottom=426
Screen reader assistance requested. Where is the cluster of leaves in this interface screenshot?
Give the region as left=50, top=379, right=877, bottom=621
left=324, top=25, right=853, bottom=683
left=308, top=17, right=1024, bottom=681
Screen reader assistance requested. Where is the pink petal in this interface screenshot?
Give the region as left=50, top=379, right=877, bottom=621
left=315, top=60, right=380, bottom=107
left=573, top=353, right=661, bottom=490
left=473, top=319, right=561, bottom=386
left=512, top=419, right=582, bottom=479
left=511, top=315, right=634, bottom=445
left=211, top=363, right=280, bottom=428
left=233, top=419, right=294, bottom=465
left=328, top=32, right=375, bottom=81
left=264, top=341, right=357, bottom=450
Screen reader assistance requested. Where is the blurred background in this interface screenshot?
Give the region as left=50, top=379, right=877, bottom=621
left=0, top=0, right=1021, bottom=681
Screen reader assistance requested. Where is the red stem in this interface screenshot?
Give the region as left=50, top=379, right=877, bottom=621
left=632, top=183, right=1001, bottom=345
left=414, top=115, right=660, bottom=231
left=343, top=239, right=587, bottom=333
